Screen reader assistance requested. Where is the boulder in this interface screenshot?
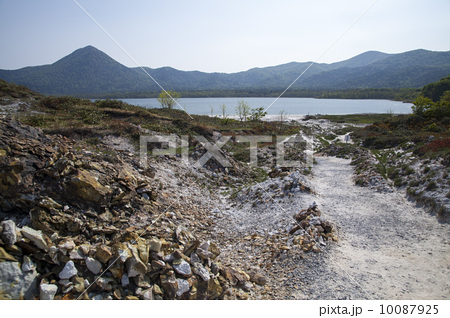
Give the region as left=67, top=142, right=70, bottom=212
left=0, top=261, right=38, bottom=299
left=65, top=169, right=111, bottom=203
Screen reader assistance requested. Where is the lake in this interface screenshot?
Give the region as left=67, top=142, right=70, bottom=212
left=119, top=97, right=413, bottom=116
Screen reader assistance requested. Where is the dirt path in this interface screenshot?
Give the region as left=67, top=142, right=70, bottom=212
left=213, top=156, right=450, bottom=299
left=297, top=156, right=450, bottom=299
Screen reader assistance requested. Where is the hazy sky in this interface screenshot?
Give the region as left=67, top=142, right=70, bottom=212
left=0, top=0, right=449, bottom=73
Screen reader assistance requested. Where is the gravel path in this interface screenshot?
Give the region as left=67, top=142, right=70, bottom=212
left=213, top=156, right=450, bottom=299
left=294, top=156, right=450, bottom=299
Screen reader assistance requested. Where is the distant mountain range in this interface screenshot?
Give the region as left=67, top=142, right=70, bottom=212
left=0, top=45, right=449, bottom=97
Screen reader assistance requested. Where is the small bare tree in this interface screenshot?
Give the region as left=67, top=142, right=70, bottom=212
left=278, top=109, right=286, bottom=132
left=236, top=99, right=250, bottom=121
left=220, top=104, right=227, bottom=119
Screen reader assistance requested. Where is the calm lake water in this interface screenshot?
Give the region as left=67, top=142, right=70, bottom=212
left=119, top=97, right=413, bottom=116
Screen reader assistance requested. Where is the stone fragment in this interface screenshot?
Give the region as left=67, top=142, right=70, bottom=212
left=21, top=256, right=35, bottom=272
left=125, top=296, right=139, bottom=300
left=126, top=247, right=147, bottom=278
left=148, top=237, right=162, bottom=252
left=134, top=274, right=152, bottom=288
left=173, top=259, right=192, bottom=277
left=152, top=284, right=163, bottom=295
left=176, top=278, right=190, bottom=297
left=151, top=259, right=166, bottom=271
left=240, top=281, right=254, bottom=292
left=250, top=272, right=266, bottom=286
left=95, top=245, right=112, bottom=264
left=160, top=274, right=178, bottom=298
left=38, top=197, right=62, bottom=210
left=85, top=257, right=102, bottom=274
left=210, top=262, right=220, bottom=275
left=66, top=169, right=111, bottom=203
left=21, top=226, right=49, bottom=251
left=59, top=260, right=78, bottom=279
left=142, top=288, right=154, bottom=300
left=0, top=220, right=17, bottom=245
left=115, top=243, right=132, bottom=262
left=58, top=239, right=75, bottom=254
left=71, top=276, right=85, bottom=293
left=69, top=247, right=85, bottom=260
left=121, top=273, right=130, bottom=287
left=207, top=278, right=223, bottom=299
left=137, top=240, right=150, bottom=264
left=0, top=246, right=17, bottom=262
left=220, top=267, right=249, bottom=286
left=192, top=263, right=210, bottom=281
left=189, top=253, right=201, bottom=264
left=96, top=277, right=113, bottom=291
left=40, top=283, right=58, bottom=300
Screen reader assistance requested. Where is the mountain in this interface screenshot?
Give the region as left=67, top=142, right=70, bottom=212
left=0, top=46, right=449, bottom=97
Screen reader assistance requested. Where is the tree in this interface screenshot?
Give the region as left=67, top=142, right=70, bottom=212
left=220, top=104, right=227, bottom=119
left=278, top=109, right=286, bottom=132
left=236, top=99, right=250, bottom=122
left=250, top=107, right=267, bottom=121
left=242, top=102, right=251, bottom=122
left=157, top=90, right=180, bottom=109
left=412, top=92, right=450, bottom=118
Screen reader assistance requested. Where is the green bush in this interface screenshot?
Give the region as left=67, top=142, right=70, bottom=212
left=426, top=181, right=437, bottom=191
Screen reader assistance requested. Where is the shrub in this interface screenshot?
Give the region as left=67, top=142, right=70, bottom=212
left=95, top=99, right=129, bottom=109
left=426, top=181, right=437, bottom=191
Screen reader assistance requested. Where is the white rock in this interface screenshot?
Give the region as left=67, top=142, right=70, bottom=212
left=176, top=279, right=190, bottom=297
left=85, top=257, right=102, bottom=274
left=21, top=255, right=36, bottom=272
left=59, top=260, right=78, bottom=279
left=21, top=226, right=48, bottom=251
left=142, top=288, right=154, bottom=300
left=69, top=247, right=85, bottom=260
left=0, top=261, right=38, bottom=299
left=173, top=260, right=192, bottom=276
left=40, top=283, right=58, bottom=300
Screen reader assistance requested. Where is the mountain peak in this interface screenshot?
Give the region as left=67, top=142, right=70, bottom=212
left=1, top=47, right=449, bottom=96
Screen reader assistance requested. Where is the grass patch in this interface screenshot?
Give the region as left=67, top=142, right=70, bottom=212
left=315, top=113, right=401, bottom=124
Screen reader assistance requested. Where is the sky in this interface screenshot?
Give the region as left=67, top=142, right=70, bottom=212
left=0, top=0, right=449, bottom=73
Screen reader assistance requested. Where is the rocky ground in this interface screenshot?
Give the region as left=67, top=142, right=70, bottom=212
left=1, top=113, right=449, bottom=300
left=210, top=155, right=449, bottom=299
left=0, top=116, right=264, bottom=300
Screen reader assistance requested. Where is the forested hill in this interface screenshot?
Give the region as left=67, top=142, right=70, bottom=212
left=0, top=45, right=449, bottom=97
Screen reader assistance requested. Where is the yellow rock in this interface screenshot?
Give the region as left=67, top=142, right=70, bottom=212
left=0, top=246, right=17, bottom=262
left=66, top=169, right=111, bottom=203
